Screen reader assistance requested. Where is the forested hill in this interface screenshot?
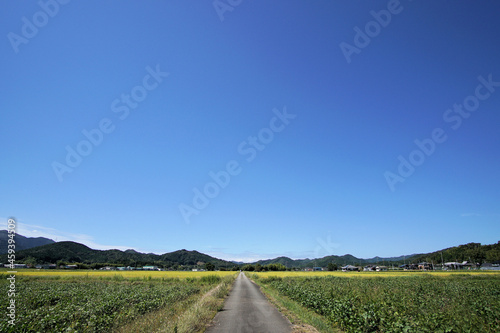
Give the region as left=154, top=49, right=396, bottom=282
left=254, top=253, right=407, bottom=268
left=0, top=240, right=235, bottom=269
left=255, top=241, right=500, bottom=268
left=408, top=241, right=500, bottom=265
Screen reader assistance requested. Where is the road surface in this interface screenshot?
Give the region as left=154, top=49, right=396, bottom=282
left=206, top=272, right=292, bottom=333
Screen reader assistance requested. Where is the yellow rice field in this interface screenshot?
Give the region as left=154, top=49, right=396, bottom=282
left=3, top=269, right=498, bottom=279
left=251, top=270, right=500, bottom=278
left=0, top=268, right=237, bottom=279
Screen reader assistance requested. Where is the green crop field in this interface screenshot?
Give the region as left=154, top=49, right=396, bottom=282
left=0, top=272, right=236, bottom=332
left=252, top=272, right=500, bottom=332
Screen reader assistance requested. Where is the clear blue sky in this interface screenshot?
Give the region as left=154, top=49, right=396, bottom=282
left=1, top=1, right=499, bottom=262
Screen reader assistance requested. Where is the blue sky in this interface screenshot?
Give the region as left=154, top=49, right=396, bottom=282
left=1, top=1, right=499, bottom=262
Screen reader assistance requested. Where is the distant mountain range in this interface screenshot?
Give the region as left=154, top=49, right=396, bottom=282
left=254, top=242, right=500, bottom=268
left=0, top=239, right=235, bottom=269
left=253, top=254, right=415, bottom=269
left=407, top=241, right=500, bottom=265
left=0, top=230, right=55, bottom=254
left=0, top=230, right=498, bottom=268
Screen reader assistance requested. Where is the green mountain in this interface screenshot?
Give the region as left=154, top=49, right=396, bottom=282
left=364, top=255, right=411, bottom=264
left=0, top=240, right=236, bottom=269
left=255, top=254, right=368, bottom=268
left=0, top=230, right=55, bottom=254
left=1, top=230, right=498, bottom=269
left=407, top=242, right=500, bottom=265
left=254, top=242, right=500, bottom=268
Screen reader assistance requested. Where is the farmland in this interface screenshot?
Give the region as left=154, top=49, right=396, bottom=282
left=252, top=271, right=500, bottom=332
left=251, top=270, right=500, bottom=278
left=0, top=270, right=236, bottom=332
left=6, top=269, right=237, bottom=279
left=3, top=270, right=499, bottom=332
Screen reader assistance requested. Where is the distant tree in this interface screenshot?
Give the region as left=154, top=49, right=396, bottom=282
left=327, top=263, right=338, bottom=271
left=266, top=263, right=286, bottom=271
left=255, top=264, right=262, bottom=272
left=205, top=262, right=215, bottom=271
left=242, top=264, right=255, bottom=271
left=486, top=249, right=500, bottom=262
left=76, top=263, right=89, bottom=269
left=23, top=256, right=38, bottom=267
left=56, top=260, right=67, bottom=268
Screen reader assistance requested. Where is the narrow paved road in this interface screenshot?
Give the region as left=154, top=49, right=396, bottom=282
left=206, top=272, right=292, bottom=333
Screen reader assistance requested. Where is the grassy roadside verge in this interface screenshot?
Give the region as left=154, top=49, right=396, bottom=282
left=117, top=274, right=237, bottom=333
left=247, top=273, right=340, bottom=333
left=175, top=274, right=236, bottom=333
